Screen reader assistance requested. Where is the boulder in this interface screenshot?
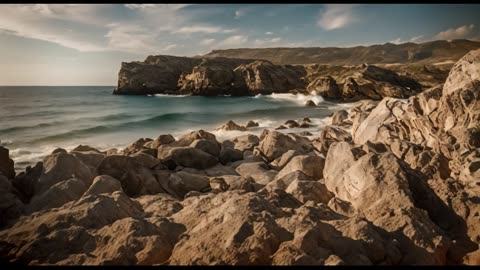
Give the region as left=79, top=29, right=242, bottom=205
left=164, top=171, right=210, bottom=199
left=12, top=162, right=43, bottom=203
left=324, top=143, right=451, bottom=264
left=305, top=100, right=316, bottom=107
left=219, top=147, right=244, bottom=165
left=223, top=134, right=260, bottom=152
left=27, top=178, right=87, bottom=213
left=269, top=150, right=302, bottom=171
left=97, top=155, right=163, bottom=197
left=275, top=155, right=325, bottom=181
left=169, top=191, right=292, bottom=264
left=246, top=120, right=259, bottom=128
left=190, top=139, right=221, bottom=156
left=285, top=179, right=333, bottom=204
left=135, top=193, right=183, bottom=218
left=72, top=145, right=101, bottom=153
left=307, top=76, right=341, bottom=98
left=83, top=175, right=123, bottom=197
left=130, top=152, right=162, bottom=169
left=35, top=152, right=94, bottom=196
left=217, top=120, right=247, bottom=132
left=258, top=130, right=313, bottom=162
left=285, top=120, right=300, bottom=128
left=170, top=147, right=218, bottom=170
left=145, top=134, right=176, bottom=149
left=352, top=98, right=406, bottom=145
left=313, top=126, right=352, bottom=154
left=0, top=146, right=15, bottom=179
left=235, top=162, right=277, bottom=185
left=174, top=130, right=218, bottom=147
left=331, top=110, right=349, bottom=125
left=265, top=170, right=312, bottom=191
left=0, top=174, right=24, bottom=227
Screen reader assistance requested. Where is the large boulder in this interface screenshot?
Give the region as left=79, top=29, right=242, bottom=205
left=12, top=162, right=43, bottom=203
left=35, top=152, right=94, bottom=196
left=163, top=171, right=210, bottom=199
left=83, top=175, right=123, bottom=197
left=275, top=155, right=325, bottom=181
left=307, top=76, right=341, bottom=98
left=258, top=130, right=313, bottom=162
left=190, top=139, right=221, bottom=157
left=0, top=146, right=15, bottom=179
left=285, top=179, right=334, bottom=204
left=324, top=143, right=451, bottom=264
left=235, top=162, right=277, bottom=185
left=169, top=147, right=218, bottom=170
left=27, top=178, right=87, bottom=213
left=169, top=191, right=292, bottom=265
left=0, top=174, right=24, bottom=227
left=97, top=155, right=163, bottom=197
left=216, top=120, right=247, bottom=132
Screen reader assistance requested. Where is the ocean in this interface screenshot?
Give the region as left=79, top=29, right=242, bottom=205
left=0, top=86, right=351, bottom=172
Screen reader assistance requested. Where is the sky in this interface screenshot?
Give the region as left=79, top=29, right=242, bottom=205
left=0, top=4, right=479, bottom=86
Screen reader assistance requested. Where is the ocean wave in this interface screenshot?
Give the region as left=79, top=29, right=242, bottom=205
left=154, top=94, right=189, bottom=98
left=258, top=93, right=325, bottom=106
left=0, top=113, right=136, bottom=134
left=26, top=112, right=203, bottom=145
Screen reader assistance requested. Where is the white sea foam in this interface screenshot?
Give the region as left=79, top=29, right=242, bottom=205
left=154, top=94, right=188, bottom=97
left=262, top=93, right=325, bottom=106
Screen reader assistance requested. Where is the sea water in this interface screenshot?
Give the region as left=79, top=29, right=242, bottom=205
left=0, top=86, right=351, bottom=171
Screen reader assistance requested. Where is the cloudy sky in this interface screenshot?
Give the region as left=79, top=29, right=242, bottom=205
left=0, top=4, right=479, bottom=86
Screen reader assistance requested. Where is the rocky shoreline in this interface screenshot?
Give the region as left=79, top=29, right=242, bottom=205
left=0, top=49, right=479, bottom=265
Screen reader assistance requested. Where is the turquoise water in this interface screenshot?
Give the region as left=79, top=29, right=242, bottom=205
left=0, top=86, right=348, bottom=171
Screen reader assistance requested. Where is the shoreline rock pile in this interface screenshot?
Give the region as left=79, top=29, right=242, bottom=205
left=0, top=49, right=479, bottom=265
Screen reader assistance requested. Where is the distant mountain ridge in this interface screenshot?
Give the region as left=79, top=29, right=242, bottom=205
left=200, top=39, right=480, bottom=65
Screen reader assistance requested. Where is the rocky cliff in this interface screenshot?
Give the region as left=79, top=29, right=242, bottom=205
left=1, top=49, right=480, bottom=265
left=114, top=41, right=467, bottom=98
left=202, top=39, right=480, bottom=65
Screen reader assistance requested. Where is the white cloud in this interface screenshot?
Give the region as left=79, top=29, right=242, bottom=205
left=216, top=35, right=248, bottom=48
left=435, top=24, right=476, bottom=40
left=254, top=37, right=282, bottom=46
left=104, top=24, right=158, bottom=54
left=317, top=4, right=357, bottom=31
left=175, top=25, right=235, bottom=34
left=409, top=35, right=425, bottom=43
left=200, top=38, right=216, bottom=46
left=0, top=4, right=209, bottom=54
left=265, top=32, right=273, bottom=35
left=125, top=4, right=190, bottom=10
left=389, top=38, right=403, bottom=44
left=163, top=44, right=178, bottom=52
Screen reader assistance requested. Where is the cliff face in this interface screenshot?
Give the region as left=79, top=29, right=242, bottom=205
left=114, top=55, right=202, bottom=95
left=114, top=41, right=470, bottom=98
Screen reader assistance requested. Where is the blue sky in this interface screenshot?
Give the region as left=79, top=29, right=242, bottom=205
left=0, top=4, right=479, bottom=85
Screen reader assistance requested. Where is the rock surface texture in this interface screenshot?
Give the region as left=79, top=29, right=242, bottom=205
left=1, top=49, right=480, bottom=266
